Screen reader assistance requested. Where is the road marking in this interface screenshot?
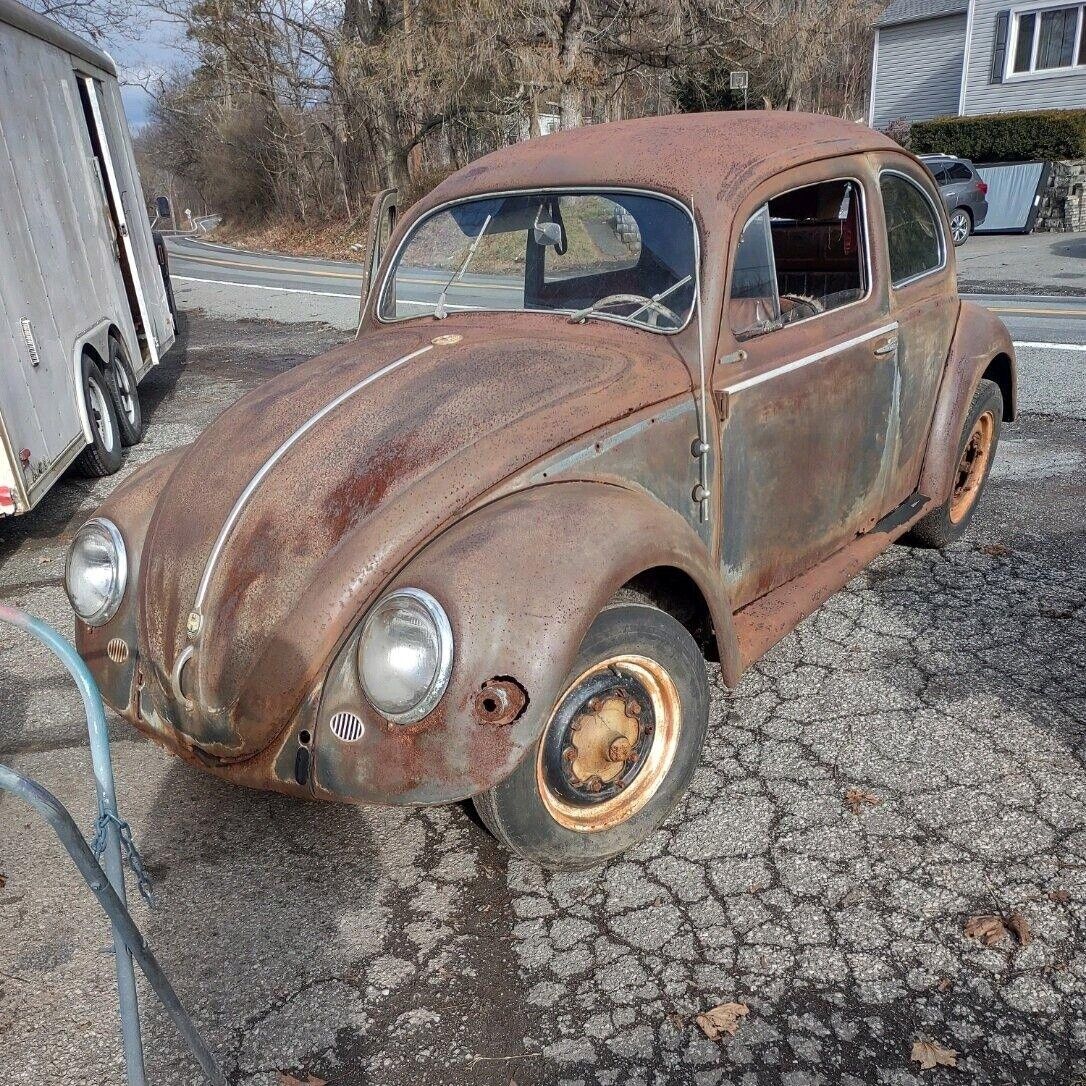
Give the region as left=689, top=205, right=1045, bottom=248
left=987, top=305, right=1086, bottom=318
left=174, top=252, right=366, bottom=281
left=1013, top=340, right=1086, bottom=351
left=173, top=275, right=356, bottom=299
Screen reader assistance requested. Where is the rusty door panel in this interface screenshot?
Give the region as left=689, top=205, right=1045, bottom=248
left=717, top=325, right=897, bottom=608
left=712, top=154, right=896, bottom=610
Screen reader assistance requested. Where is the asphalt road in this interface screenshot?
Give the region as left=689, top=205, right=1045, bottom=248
left=1, top=252, right=1084, bottom=1085
left=166, top=236, right=1086, bottom=343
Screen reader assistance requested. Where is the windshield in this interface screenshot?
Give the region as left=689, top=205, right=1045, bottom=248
left=379, top=191, right=697, bottom=332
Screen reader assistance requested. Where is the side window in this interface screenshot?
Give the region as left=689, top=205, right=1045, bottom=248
left=728, top=207, right=780, bottom=338
left=947, top=163, right=973, bottom=182
left=880, top=173, right=944, bottom=286
left=729, top=179, right=867, bottom=341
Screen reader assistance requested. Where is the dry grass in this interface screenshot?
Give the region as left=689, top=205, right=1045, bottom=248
left=210, top=217, right=368, bottom=261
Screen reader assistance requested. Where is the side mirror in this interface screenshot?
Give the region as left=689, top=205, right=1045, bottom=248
left=358, top=188, right=398, bottom=326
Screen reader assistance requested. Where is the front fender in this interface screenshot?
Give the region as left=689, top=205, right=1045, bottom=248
left=310, top=480, right=738, bottom=806
left=918, top=300, right=1016, bottom=506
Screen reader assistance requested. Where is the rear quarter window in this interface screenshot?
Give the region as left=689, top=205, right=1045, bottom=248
left=879, top=173, right=945, bottom=286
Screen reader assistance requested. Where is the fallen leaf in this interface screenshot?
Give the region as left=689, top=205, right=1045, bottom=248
left=1007, top=910, right=1032, bottom=946
left=844, top=787, right=880, bottom=815
left=981, top=543, right=1011, bottom=557
left=936, top=977, right=952, bottom=992
left=696, top=1002, right=748, bottom=1040
left=278, top=1074, right=327, bottom=1086
left=964, top=914, right=1008, bottom=946
left=911, top=1036, right=958, bottom=1070
left=1049, top=888, right=1071, bottom=905
left=838, top=888, right=865, bottom=909
left=0, top=872, right=6, bottom=889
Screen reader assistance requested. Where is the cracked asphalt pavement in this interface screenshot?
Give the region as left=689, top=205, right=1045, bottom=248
left=1, top=308, right=1084, bottom=1085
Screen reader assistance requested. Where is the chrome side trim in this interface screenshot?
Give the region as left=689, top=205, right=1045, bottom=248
left=191, top=344, right=434, bottom=616
left=721, top=322, right=899, bottom=396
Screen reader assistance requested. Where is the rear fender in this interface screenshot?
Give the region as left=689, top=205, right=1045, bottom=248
left=918, top=300, right=1016, bottom=506
left=310, top=480, right=739, bottom=807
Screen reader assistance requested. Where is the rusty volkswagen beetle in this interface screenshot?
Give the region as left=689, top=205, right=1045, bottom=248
left=65, top=113, right=1016, bottom=868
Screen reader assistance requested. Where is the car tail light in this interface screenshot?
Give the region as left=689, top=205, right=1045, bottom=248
left=976, top=180, right=988, bottom=195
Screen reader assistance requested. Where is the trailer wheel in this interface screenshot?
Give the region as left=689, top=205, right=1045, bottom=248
left=75, top=355, right=123, bottom=477
left=105, top=336, right=143, bottom=446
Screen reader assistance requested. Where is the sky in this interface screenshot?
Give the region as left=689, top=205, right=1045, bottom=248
left=102, top=11, right=189, bottom=130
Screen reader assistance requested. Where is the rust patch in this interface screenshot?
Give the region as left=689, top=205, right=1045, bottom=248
left=473, top=676, right=528, bottom=727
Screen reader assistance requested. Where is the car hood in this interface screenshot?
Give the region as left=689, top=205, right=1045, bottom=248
left=139, top=315, right=691, bottom=757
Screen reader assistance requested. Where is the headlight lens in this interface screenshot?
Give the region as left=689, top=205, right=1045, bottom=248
left=357, top=588, right=453, bottom=724
left=65, top=518, right=128, bottom=626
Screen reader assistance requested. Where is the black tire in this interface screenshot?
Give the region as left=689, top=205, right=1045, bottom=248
left=104, top=336, right=143, bottom=446
left=949, top=207, right=972, bottom=247
left=903, top=378, right=1002, bottom=549
left=473, top=603, right=710, bottom=869
left=75, top=355, right=123, bottom=477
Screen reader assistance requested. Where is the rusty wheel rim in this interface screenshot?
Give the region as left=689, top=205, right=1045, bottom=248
left=949, top=410, right=995, bottom=523
left=537, top=654, right=681, bottom=833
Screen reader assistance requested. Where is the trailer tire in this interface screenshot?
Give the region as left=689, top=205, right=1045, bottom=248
left=105, top=336, right=143, bottom=446
left=75, top=355, right=123, bottom=477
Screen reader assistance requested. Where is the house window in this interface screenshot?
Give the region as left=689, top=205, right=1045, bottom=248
left=1010, top=4, right=1086, bottom=74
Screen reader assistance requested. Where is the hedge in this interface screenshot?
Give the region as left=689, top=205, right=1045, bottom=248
left=909, top=109, right=1086, bottom=162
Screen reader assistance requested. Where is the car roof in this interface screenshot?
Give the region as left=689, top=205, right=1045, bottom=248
left=417, top=112, right=900, bottom=219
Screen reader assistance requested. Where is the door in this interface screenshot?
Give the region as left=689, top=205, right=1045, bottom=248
left=715, top=167, right=898, bottom=609
left=76, top=75, right=161, bottom=370
left=877, top=166, right=959, bottom=512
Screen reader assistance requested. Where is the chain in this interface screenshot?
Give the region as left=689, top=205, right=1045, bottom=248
left=90, top=811, right=156, bottom=909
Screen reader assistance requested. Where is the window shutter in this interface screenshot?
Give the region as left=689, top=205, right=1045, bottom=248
left=990, top=10, right=1010, bottom=83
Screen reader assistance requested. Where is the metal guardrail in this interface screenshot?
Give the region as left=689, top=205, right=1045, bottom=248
left=0, top=604, right=226, bottom=1085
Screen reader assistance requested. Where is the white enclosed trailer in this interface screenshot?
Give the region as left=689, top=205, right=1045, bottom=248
left=0, top=0, right=175, bottom=517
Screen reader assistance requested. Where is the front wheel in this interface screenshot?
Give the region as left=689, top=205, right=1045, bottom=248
left=949, top=207, right=972, bottom=246
left=473, top=604, right=710, bottom=869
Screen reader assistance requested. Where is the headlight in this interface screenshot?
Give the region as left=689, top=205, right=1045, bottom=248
left=357, top=588, right=453, bottom=724
left=65, top=518, right=128, bottom=626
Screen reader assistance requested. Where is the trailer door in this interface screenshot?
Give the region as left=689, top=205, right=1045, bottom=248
left=76, top=75, right=161, bottom=370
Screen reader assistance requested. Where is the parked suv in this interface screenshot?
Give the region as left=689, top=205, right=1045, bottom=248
left=920, top=154, right=989, bottom=246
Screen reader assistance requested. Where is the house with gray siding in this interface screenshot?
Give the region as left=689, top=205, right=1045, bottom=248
left=869, top=0, right=1086, bottom=129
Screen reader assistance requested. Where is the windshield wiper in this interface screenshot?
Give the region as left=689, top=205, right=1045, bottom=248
left=567, top=274, right=693, bottom=327
left=434, top=214, right=492, bottom=319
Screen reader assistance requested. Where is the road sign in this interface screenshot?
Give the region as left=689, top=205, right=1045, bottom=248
left=729, top=70, right=749, bottom=90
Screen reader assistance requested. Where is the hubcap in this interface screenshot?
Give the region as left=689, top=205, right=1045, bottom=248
left=88, top=377, right=115, bottom=450
left=951, top=213, right=969, bottom=243
left=537, top=654, right=681, bottom=833
left=949, top=410, right=994, bottom=522
left=114, top=363, right=136, bottom=423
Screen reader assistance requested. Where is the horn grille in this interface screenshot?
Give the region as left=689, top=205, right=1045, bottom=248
left=329, top=711, right=364, bottom=743
left=107, top=638, right=129, bottom=664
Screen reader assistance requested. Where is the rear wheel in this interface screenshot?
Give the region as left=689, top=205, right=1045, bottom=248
left=903, top=378, right=1002, bottom=549
left=104, top=336, right=143, bottom=446
left=949, top=207, right=972, bottom=246
left=75, top=355, right=123, bottom=477
left=474, top=604, right=710, bottom=869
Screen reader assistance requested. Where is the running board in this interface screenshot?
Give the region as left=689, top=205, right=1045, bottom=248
left=732, top=493, right=931, bottom=669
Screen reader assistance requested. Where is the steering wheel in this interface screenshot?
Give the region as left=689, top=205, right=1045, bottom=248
left=571, top=293, right=682, bottom=328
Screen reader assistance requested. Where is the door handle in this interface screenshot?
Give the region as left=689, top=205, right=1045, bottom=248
left=872, top=337, right=898, bottom=356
